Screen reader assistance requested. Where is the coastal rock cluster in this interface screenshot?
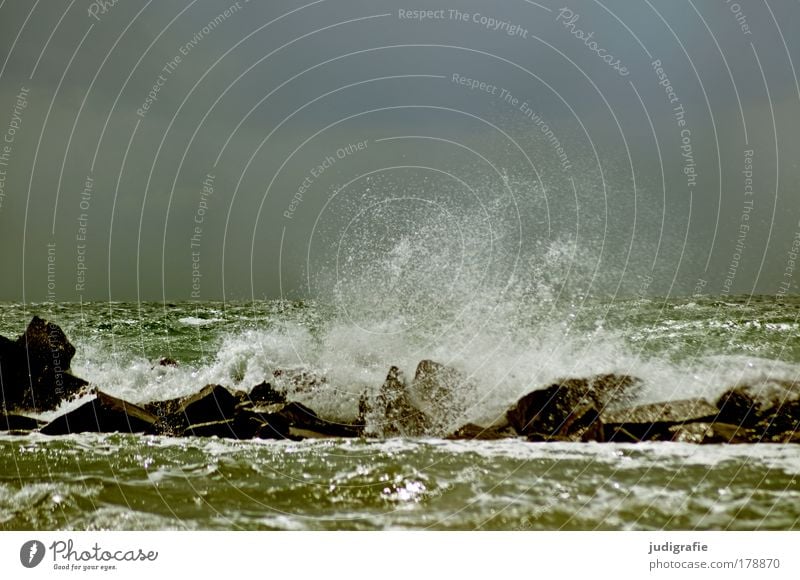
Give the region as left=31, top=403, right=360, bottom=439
left=1, top=317, right=798, bottom=444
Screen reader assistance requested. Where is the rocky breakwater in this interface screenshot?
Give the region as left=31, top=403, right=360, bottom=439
left=1, top=317, right=798, bottom=444
left=1, top=316, right=87, bottom=432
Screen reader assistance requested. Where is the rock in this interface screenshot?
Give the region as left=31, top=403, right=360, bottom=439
left=247, top=381, right=286, bottom=405
left=176, top=384, right=238, bottom=425
left=182, top=419, right=239, bottom=438
left=0, top=317, right=87, bottom=411
left=367, top=366, right=430, bottom=437
left=0, top=413, right=43, bottom=432
left=446, top=422, right=517, bottom=440
left=771, top=431, right=800, bottom=444
left=158, top=357, right=178, bottom=367
left=603, top=398, right=719, bottom=441
left=716, top=380, right=800, bottom=436
left=40, top=392, right=157, bottom=435
left=505, top=374, right=638, bottom=441
left=251, top=401, right=361, bottom=439
left=181, top=413, right=264, bottom=439
left=409, top=360, right=473, bottom=433
left=17, top=316, right=76, bottom=375
left=668, top=422, right=759, bottom=444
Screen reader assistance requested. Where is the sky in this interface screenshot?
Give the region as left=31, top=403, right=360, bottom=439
left=0, top=0, right=799, bottom=302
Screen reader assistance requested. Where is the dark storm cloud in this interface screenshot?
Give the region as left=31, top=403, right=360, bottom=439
left=0, top=0, right=798, bottom=301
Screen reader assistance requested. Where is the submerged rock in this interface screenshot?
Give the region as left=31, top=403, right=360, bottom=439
left=0, top=317, right=87, bottom=411
left=40, top=391, right=157, bottom=435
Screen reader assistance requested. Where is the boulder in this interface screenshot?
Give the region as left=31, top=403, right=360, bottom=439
left=505, top=374, right=640, bottom=441
left=366, top=366, right=430, bottom=437
left=602, top=398, right=720, bottom=441
left=409, top=360, right=473, bottom=433
left=716, top=380, right=800, bottom=436
left=40, top=391, right=157, bottom=435
left=176, top=384, right=238, bottom=425
left=0, top=317, right=87, bottom=411
left=247, top=381, right=286, bottom=405
left=251, top=401, right=361, bottom=439
left=181, top=413, right=265, bottom=439
left=144, top=384, right=239, bottom=435
left=0, top=413, right=43, bottom=432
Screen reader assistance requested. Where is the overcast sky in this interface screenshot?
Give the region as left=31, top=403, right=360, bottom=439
left=0, top=0, right=798, bottom=302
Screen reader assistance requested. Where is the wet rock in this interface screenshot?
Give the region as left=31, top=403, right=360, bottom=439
left=716, top=380, right=800, bottom=436
left=248, top=381, right=286, bottom=405
left=251, top=401, right=361, bottom=439
left=602, top=398, right=719, bottom=441
left=505, top=374, right=638, bottom=440
left=0, top=413, right=43, bottom=432
left=181, top=413, right=265, bottom=439
left=668, top=422, right=759, bottom=444
left=158, top=357, right=178, bottom=367
left=409, top=360, right=473, bottom=433
left=446, top=422, right=517, bottom=440
left=0, top=317, right=87, bottom=411
left=40, top=391, right=157, bottom=435
left=366, top=366, right=430, bottom=437
left=177, top=384, right=238, bottom=425
left=771, top=431, right=800, bottom=444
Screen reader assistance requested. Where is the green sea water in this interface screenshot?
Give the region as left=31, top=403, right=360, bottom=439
left=0, top=296, right=799, bottom=530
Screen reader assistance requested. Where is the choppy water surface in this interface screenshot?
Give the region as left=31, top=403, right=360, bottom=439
left=0, top=297, right=799, bottom=530
left=1, top=435, right=799, bottom=530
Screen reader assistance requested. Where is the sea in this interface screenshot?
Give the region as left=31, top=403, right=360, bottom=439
left=1, top=295, right=799, bottom=530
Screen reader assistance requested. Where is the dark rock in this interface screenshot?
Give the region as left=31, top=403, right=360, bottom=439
left=716, top=380, right=800, bottom=436
left=604, top=425, right=641, bottom=443
left=248, top=381, right=286, bottom=405
left=251, top=401, right=361, bottom=439
left=177, top=384, right=238, bottom=425
left=143, top=397, right=184, bottom=435
left=505, top=374, right=638, bottom=440
left=0, top=413, right=43, bottom=432
left=182, top=419, right=238, bottom=438
left=17, top=316, right=76, bottom=376
left=603, top=398, right=720, bottom=441
left=158, top=357, right=178, bottom=367
left=368, top=366, right=430, bottom=437
left=254, top=412, right=291, bottom=439
left=181, top=413, right=264, bottom=439
left=0, top=317, right=87, bottom=411
left=40, top=391, right=157, bottom=435
left=446, top=422, right=517, bottom=440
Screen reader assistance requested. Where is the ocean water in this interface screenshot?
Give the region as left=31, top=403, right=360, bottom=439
left=1, top=296, right=799, bottom=530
